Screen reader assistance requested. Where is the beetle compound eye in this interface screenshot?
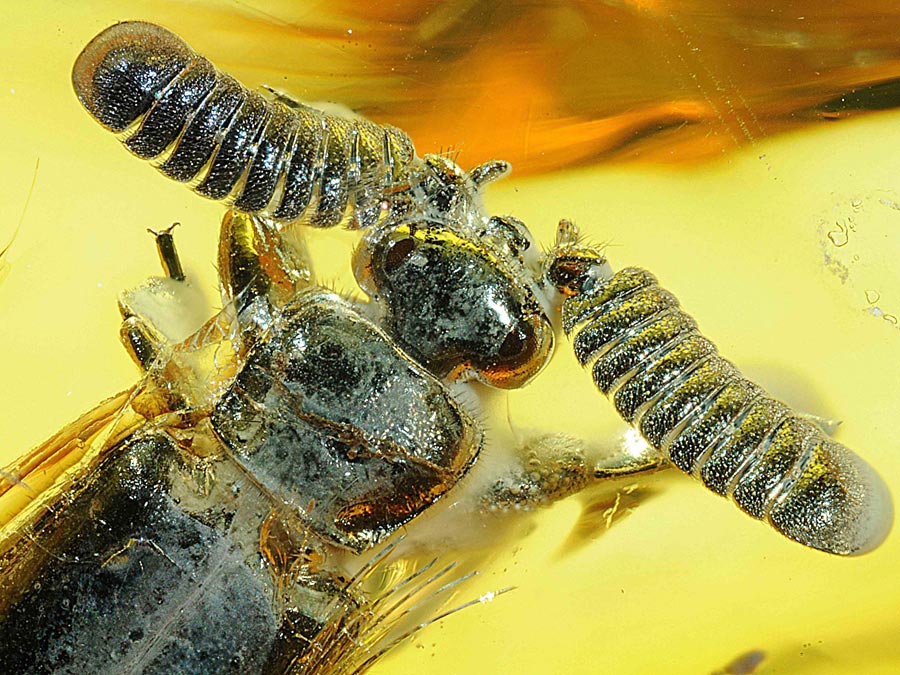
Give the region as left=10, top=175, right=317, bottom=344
left=479, top=314, right=554, bottom=389
left=498, top=325, right=531, bottom=361
left=383, top=237, right=418, bottom=273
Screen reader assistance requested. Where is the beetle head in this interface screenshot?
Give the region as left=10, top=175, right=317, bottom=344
left=355, top=161, right=553, bottom=390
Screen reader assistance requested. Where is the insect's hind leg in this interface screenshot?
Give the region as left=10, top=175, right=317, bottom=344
left=480, top=432, right=665, bottom=513
left=218, top=210, right=313, bottom=315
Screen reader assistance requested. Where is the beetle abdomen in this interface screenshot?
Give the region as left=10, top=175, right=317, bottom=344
left=72, top=22, right=416, bottom=227
left=563, top=267, right=892, bottom=555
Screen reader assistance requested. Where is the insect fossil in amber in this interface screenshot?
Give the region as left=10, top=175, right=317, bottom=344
left=0, top=20, right=892, bottom=675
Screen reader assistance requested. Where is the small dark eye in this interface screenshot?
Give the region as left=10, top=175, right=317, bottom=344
left=383, top=237, right=418, bottom=273
left=498, top=324, right=532, bottom=360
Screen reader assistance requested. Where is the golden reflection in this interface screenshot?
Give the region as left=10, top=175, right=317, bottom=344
left=133, top=0, right=900, bottom=172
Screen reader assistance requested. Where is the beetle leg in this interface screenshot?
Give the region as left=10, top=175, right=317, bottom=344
left=481, top=432, right=665, bottom=513
left=468, top=159, right=512, bottom=188
left=114, top=224, right=241, bottom=425
left=218, top=210, right=313, bottom=319
left=593, top=429, right=668, bottom=479
left=119, top=314, right=167, bottom=371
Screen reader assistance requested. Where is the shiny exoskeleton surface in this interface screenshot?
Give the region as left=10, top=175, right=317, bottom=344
left=355, top=155, right=553, bottom=388
left=0, top=432, right=285, bottom=674
left=211, top=289, right=481, bottom=552
left=0, top=207, right=496, bottom=674
left=73, top=22, right=556, bottom=390
left=3, top=28, right=563, bottom=663
left=0, top=17, right=894, bottom=675
left=544, top=221, right=893, bottom=555
left=73, top=22, right=416, bottom=228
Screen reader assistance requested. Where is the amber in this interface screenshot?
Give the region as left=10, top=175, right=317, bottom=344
left=2, top=3, right=900, bottom=675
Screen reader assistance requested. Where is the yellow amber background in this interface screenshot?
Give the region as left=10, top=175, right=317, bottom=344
left=1, top=2, right=899, bottom=673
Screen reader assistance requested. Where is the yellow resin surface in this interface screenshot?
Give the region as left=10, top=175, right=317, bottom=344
left=1, top=2, right=899, bottom=673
